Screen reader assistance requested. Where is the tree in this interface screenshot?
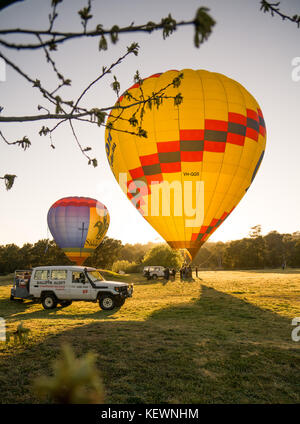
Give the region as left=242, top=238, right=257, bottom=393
left=142, top=244, right=183, bottom=268
left=249, top=225, right=262, bottom=239
left=264, top=231, right=286, bottom=268
left=85, top=236, right=123, bottom=269
left=0, top=0, right=215, bottom=189
left=0, top=243, right=21, bottom=274
left=118, top=242, right=155, bottom=263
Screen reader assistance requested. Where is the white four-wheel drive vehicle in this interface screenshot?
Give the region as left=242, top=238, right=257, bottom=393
left=10, top=266, right=133, bottom=311
left=143, top=266, right=165, bottom=279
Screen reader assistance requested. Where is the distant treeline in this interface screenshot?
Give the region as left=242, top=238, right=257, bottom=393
left=194, top=228, right=300, bottom=269
left=0, top=227, right=299, bottom=274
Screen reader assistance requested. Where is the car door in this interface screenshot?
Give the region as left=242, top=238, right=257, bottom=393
left=49, top=269, right=68, bottom=299
left=70, top=271, right=91, bottom=300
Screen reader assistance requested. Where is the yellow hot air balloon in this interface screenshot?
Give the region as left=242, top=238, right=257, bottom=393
left=105, top=69, right=266, bottom=259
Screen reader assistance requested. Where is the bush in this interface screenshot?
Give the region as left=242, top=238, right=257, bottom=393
left=142, top=245, right=183, bottom=269
left=112, top=260, right=140, bottom=274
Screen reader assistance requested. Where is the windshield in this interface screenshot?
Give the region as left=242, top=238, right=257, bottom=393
left=87, top=270, right=104, bottom=282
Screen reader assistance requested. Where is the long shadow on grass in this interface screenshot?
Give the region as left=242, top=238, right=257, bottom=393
left=0, top=285, right=299, bottom=404
left=0, top=298, right=120, bottom=321
left=237, top=268, right=300, bottom=274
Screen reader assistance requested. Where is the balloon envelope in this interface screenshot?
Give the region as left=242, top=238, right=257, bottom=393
left=47, top=196, right=110, bottom=265
left=105, top=69, right=266, bottom=259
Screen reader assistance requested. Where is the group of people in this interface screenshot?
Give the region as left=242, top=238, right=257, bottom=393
left=163, top=267, right=176, bottom=280
left=179, top=265, right=192, bottom=280
left=164, top=266, right=199, bottom=281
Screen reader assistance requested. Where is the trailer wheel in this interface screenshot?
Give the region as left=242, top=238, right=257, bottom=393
left=99, top=295, right=115, bottom=311
left=42, top=294, right=57, bottom=310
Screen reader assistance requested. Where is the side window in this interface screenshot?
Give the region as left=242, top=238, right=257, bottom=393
left=72, top=272, right=84, bottom=283
left=34, top=270, right=48, bottom=280
left=51, top=270, right=67, bottom=280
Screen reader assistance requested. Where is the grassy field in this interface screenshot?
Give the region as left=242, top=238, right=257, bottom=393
left=0, top=269, right=299, bottom=404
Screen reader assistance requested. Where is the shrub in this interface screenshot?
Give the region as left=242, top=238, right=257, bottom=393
left=112, top=260, right=140, bottom=273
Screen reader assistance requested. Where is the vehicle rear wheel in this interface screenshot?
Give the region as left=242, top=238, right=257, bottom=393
left=99, top=295, right=115, bottom=311
left=42, top=294, right=57, bottom=310
left=60, top=300, right=72, bottom=307
left=10, top=295, right=15, bottom=301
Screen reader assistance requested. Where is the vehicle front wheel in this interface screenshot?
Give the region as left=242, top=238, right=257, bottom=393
left=152, top=274, right=158, bottom=280
left=42, top=294, right=57, bottom=310
left=99, top=295, right=115, bottom=311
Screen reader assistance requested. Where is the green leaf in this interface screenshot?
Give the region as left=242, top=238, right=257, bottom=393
left=138, top=127, right=147, bottom=138
left=174, top=93, right=183, bottom=106
left=172, top=73, right=184, bottom=88
left=39, top=126, right=50, bottom=136
left=146, top=21, right=156, bottom=32
left=48, top=40, right=57, bottom=51
left=111, top=76, right=120, bottom=93
left=110, top=25, right=120, bottom=44
left=127, top=42, right=139, bottom=56
left=33, top=79, right=41, bottom=88
left=95, top=24, right=104, bottom=33
left=134, top=70, right=142, bottom=85
left=99, top=35, right=108, bottom=51
left=194, top=7, right=216, bottom=48
left=3, top=174, right=17, bottom=190
left=78, top=7, right=93, bottom=22
left=161, top=13, right=177, bottom=39
left=129, top=116, right=138, bottom=127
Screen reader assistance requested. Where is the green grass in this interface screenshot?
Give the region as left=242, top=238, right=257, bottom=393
left=0, top=269, right=300, bottom=403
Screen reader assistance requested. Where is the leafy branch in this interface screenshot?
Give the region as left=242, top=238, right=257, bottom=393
left=0, top=7, right=215, bottom=50
left=0, top=2, right=216, bottom=190
left=260, top=1, right=300, bottom=27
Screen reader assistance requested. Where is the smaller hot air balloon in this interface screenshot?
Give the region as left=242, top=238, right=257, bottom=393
left=47, top=197, right=110, bottom=265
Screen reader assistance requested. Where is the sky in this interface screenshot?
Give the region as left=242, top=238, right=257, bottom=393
left=0, top=0, right=299, bottom=247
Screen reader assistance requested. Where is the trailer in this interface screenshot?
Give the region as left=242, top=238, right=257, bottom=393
left=10, top=270, right=33, bottom=300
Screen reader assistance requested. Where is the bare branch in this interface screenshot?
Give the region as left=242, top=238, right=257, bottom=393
left=260, top=1, right=300, bottom=27
left=72, top=43, right=139, bottom=113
